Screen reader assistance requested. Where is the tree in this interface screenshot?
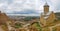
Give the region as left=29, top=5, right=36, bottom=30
left=14, top=23, right=22, bottom=28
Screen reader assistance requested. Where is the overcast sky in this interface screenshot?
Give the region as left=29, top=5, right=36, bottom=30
left=0, top=0, right=60, bottom=14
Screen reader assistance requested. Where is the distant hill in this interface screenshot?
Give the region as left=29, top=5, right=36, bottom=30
left=55, top=12, right=60, bottom=20
left=55, top=12, right=60, bottom=16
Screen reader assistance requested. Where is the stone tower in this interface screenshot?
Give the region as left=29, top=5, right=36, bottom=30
left=44, top=2, right=49, bottom=14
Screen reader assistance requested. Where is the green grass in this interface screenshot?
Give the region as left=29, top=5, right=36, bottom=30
left=52, top=28, right=56, bottom=31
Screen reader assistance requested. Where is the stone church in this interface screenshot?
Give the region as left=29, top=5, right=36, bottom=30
left=40, top=2, right=60, bottom=31
left=40, top=2, right=56, bottom=27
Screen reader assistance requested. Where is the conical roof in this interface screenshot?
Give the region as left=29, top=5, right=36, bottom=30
left=44, top=2, right=49, bottom=7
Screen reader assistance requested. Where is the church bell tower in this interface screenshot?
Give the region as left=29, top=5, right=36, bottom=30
left=44, top=2, right=49, bottom=14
